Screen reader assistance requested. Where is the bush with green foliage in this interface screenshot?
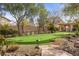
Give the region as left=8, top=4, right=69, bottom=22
left=6, top=45, right=19, bottom=52
left=47, top=23, right=56, bottom=33
left=74, top=22, right=79, bottom=36
left=0, top=24, right=9, bottom=36
left=0, top=24, right=18, bottom=37
left=0, top=35, right=5, bottom=45
left=8, top=29, right=18, bottom=37
left=0, top=35, right=6, bottom=56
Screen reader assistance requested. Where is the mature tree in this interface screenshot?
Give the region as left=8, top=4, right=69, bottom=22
left=0, top=4, right=24, bottom=35
left=21, top=18, right=30, bottom=34
left=0, top=4, right=49, bottom=34
left=37, top=4, right=48, bottom=33
left=63, top=3, right=79, bottom=33
left=63, top=4, right=79, bottom=20
left=1, top=3, right=39, bottom=35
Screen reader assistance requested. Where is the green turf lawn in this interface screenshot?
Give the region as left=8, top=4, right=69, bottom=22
left=6, top=32, right=74, bottom=44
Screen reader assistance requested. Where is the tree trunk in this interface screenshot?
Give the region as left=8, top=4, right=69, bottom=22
left=21, top=22, right=24, bottom=35
left=38, top=26, right=40, bottom=34
left=51, top=30, right=53, bottom=33
left=42, top=26, right=45, bottom=33
left=17, top=23, right=22, bottom=36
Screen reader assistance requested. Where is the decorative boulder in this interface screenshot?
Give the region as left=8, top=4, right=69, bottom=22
left=74, top=41, right=79, bottom=48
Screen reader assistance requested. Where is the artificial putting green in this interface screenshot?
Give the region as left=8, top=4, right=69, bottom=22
left=6, top=32, right=74, bottom=44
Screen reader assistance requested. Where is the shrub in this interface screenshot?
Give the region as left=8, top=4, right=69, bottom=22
left=71, top=34, right=77, bottom=37
left=0, top=35, right=5, bottom=45
left=0, top=24, right=18, bottom=37
left=0, top=49, right=5, bottom=56
left=47, top=23, right=56, bottom=33
left=0, top=29, right=18, bottom=37
left=75, top=32, right=79, bottom=36
left=9, top=29, right=18, bottom=34
left=49, top=39, right=55, bottom=42
left=0, top=35, right=6, bottom=56
left=6, top=45, right=19, bottom=52
left=0, top=24, right=9, bottom=35
left=8, top=29, right=18, bottom=37
left=74, top=21, right=79, bottom=36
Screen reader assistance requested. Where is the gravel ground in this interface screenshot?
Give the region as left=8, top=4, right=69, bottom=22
left=0, top=45, right=42, bottom=56
left=0, top=44, right=72, bottom=56
left=0, top=38, right=74, bottom=56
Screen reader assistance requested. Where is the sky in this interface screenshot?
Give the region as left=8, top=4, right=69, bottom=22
left=44, top=3, right=65, bottom=20
left=4, top=3, right=65, bottom=23
left=44, top=3, right=64, bottom=11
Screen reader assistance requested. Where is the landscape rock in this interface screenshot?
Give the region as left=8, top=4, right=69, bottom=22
left=74, top=41, right=79, bottom=48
